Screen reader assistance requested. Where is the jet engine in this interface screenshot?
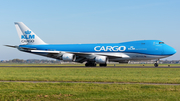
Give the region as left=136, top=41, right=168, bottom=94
left=95, top=56, right=108, bottom=64
left=62, top=53, right=76, bottom=61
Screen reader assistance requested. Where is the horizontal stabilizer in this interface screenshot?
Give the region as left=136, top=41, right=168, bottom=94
left=4, top=45, right=18, bottom=48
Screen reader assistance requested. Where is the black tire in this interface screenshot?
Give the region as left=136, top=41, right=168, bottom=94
left=99, top=64, right=107, bottom=67
left=154, top=63, right=158, bottom=67
left=92, top=63, right=96, bottom=67
left=85, top=62, right=96, bottom=67
left=85, top=63, right=89, bottom=67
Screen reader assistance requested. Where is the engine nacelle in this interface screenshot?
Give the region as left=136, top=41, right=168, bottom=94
left=62, top=53, right=76, bottom=61
left=95, top=56, right=108, bottom=64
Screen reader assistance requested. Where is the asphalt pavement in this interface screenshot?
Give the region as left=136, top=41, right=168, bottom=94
left=0, top=66, right=179, bottom=68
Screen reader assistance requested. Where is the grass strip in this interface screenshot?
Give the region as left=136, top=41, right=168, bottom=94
left=0, top=67, right=180, bottom=84
left=0, top=82, right=180, bottom=100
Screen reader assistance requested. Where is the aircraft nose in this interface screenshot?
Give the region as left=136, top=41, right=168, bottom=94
left=163, top=45, right=176, bottom=55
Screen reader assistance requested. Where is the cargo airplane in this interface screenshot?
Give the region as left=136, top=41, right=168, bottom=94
left=5, top=22, right=176, bottom=67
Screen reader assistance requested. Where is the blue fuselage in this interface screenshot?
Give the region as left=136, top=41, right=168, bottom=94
left=19, top=40, right=176, bottom=56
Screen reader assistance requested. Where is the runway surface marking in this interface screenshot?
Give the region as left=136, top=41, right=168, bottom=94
left=0, top=81, right=180, bottom=85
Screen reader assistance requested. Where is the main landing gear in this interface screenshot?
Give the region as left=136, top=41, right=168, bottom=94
left=85, top=62, right=96, bottom=67
left=85, top=62, right=107, bottom=67
left=99, top=64, right=107, bottom=67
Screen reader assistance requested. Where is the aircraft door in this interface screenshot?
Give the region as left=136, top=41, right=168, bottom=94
left=161, top=44, right=164, bottom=55
left=153, top=42, right=164, bottom=55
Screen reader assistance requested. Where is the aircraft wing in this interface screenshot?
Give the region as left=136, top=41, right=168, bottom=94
left=31, top=50, right=60, bottom=53
left=31, top=50, right=89, bottom=63
left=5, top=45, right=130, bottom=63
left=31, top=50, right=130, bottom=59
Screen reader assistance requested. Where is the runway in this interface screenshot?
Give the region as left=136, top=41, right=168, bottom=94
left=0, top=80, right=180, bottom=85
left=0, top=66, right=180, bottom=68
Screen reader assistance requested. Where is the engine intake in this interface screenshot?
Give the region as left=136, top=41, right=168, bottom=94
left=95, top=56, right=108, bottom=64
left=62, top=53, right=76, bottom=61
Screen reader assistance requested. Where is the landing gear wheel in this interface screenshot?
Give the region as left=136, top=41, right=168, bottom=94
left=99, top=64, right=107, bottom=67
left=85, top=63, right=89, bottom=67
left=91, top=63, right=96, bottom=67
left=85, top=62, right=96, bottom=67
left=154, top=63, right=158, bottom=67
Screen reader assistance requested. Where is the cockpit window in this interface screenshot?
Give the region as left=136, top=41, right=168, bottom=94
left=159, top=42, right=164, bottom=44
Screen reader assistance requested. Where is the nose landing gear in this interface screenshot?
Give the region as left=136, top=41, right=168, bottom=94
left=154, top=63, right=158, bottom=67
left=154, top=59, right=159, bottom=67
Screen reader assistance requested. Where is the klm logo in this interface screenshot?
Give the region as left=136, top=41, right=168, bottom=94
left=128, top=46, right=135, bottom=50
left=21, top=30, right=35, bottom=39
left=25, top=30, right=31, bottom=34
left=21, top=30, right=35, bottom=43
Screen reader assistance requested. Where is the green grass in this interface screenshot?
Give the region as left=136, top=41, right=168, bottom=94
left=0, top=82, right=180, bottom=101
left=0, top=67, right=180, bottom=84
left=0, top=65, right=180, bottom=100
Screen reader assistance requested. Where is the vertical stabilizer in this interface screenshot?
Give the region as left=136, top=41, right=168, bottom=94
left=14, top=22, right=46, bottom=45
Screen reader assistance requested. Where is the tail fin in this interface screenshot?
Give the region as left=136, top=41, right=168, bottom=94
left=14, top=22, right=46, bottom=45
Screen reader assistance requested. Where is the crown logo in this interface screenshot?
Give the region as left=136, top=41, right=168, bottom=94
left=128, top=46, right=135, bottom=50
left=25, top=30, right=31, bottom=34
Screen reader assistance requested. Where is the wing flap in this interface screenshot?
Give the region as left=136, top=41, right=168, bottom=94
left=30, top=50, right=130, bottom=58
left=31, top=50, right=60, bottom=54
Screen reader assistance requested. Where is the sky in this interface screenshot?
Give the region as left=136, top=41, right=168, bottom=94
left=0, top=0, right=179, bottom=60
